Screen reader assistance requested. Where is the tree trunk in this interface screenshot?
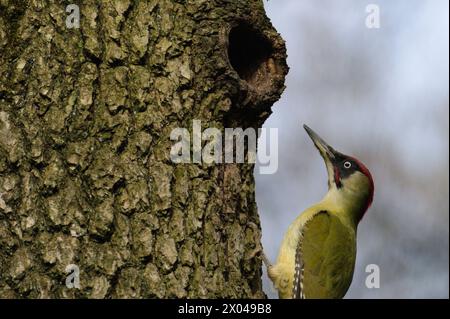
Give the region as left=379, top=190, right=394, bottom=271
left=0, top=0, right=287, bottom=298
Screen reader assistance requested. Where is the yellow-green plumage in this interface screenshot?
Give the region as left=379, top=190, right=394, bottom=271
left=266, top=125, right=374, bottom=299
left=268, top=201, right=356, bottom=299
left=296, top=211, right=356, bottom=298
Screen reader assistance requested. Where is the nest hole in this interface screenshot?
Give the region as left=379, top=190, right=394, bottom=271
left=228, top=23, right=275, bottom=88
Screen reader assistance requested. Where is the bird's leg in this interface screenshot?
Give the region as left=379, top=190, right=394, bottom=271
left=260, top=249, right=272, bottom=269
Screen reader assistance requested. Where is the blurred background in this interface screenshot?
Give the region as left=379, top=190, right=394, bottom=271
left=256, top=0, right=449, bottom=298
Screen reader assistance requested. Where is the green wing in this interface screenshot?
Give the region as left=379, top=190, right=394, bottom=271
left=294, top=211, right=356, bottom=299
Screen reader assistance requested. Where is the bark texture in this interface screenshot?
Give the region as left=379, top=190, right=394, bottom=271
left=0, top=0, right=287, bottom=298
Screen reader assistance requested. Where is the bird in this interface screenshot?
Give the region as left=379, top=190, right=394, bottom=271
left=263, top=124, right=374, bottom=299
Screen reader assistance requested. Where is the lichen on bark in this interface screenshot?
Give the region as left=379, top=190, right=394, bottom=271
left=0, top=0, right=287, bottom=298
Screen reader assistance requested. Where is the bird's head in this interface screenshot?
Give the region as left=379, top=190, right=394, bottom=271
left=304, top=124, right=374, bottom=224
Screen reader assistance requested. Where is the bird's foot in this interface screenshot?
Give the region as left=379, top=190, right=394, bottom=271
left=261, top=250, right=272, bottom=269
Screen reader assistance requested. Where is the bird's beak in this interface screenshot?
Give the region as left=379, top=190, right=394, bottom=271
left=303, top=124, right=339, bottom=186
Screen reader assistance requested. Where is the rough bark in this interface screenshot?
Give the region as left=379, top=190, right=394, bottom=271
left=0, top=0, right=287, bottom=298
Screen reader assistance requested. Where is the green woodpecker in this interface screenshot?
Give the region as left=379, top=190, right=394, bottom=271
left=264, top=125, right=374, bottom=299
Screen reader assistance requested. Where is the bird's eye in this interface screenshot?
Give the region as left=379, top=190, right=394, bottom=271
left=343, top=161, right=352, bottom=169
